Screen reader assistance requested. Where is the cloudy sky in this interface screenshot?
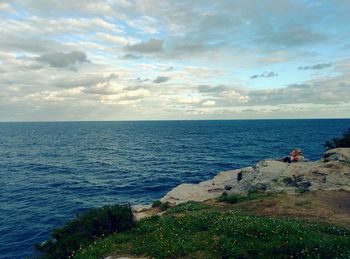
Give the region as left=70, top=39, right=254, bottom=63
left=1, top=0, right=350, bottom=121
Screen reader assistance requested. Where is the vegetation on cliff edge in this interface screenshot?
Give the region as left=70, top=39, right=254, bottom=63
left=75, top=204, right=350, bottom=259
left=36, top=204, right=134, bottom=259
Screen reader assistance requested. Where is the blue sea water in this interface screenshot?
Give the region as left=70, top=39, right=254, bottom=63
left=0, top=119, right=349, bottom=258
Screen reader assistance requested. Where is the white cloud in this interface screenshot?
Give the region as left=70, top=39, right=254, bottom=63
left=83, top=82, right=124, bottom=95
left=97, top=33, right=136, bottom=46
left=202, top=100, right=216, bottom=106
left=221, top=90, right=250, bottom=103
left=176, top=96, right=202, bottom=104
left=100, top=88, right=150, bottom=104
left=0, top=3, right=16, bottom=13
left=126, top=16, right=159, bottom=34
left=11, top=87, right=84, bottom=103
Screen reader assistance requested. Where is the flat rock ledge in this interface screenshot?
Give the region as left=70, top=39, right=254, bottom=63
left=160, top=148, right=350, bottom=205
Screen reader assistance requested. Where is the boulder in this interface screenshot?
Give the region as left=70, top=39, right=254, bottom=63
left=160, top=183, right=220, bottom=205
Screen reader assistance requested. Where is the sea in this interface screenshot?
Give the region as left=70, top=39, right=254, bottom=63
left=0, top=119, right=349, bottom=258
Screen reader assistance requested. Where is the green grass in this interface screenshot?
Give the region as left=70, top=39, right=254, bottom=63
left=75, top=208, right=350, bottom=259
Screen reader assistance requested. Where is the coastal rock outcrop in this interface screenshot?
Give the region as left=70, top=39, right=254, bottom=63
left=160, top=148, right=350, bottom=205
left=324, top=148, right=350, bottom=162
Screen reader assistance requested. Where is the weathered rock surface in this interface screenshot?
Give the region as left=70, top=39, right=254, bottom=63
left=324, top=148, right=350, bottom=162
left=131, top=204, right=152, bottom=213
left=160, top=148, right=350, bottom=205
left=131, top=204, right=165, bottom=221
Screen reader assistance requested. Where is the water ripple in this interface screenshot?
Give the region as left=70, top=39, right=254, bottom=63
left=0, top=119, right=349, bottom=258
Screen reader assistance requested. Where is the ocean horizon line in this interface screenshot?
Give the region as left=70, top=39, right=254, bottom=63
left=1, top=117, right=350, bottom=124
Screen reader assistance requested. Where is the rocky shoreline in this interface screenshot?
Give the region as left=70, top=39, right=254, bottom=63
left=133, top=148, right=350, bottom=218
left=103, top=149, right=350, bottom=259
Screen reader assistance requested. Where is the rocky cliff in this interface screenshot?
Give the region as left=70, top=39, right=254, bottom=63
left=160, top=148, right=350, bottom=205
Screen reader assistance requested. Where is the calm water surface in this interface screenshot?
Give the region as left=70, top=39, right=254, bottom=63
left=0, top=119, right=349, bottom=258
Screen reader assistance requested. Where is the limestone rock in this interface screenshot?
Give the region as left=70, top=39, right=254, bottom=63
left=160, top=183, right=220, bottom=205
left=131, top=204, right=152, bottom=213
left=324, top=148, right=350, bottom=162
left=160, top=148, right=350, bottom=205
left=133, top=210, right=165, bottom=221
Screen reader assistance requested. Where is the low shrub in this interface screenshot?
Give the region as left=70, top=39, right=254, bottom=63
left=36, top=204, right=134, bottom=259
left=159, top=201, right=171, bottom=211
left=218, top=191, right=245, bottom=204
left=151, top=200, right=162, bottom=208
left=325, top=128, right=350, bottom=149
left=151, top=200, right=170, bottom=211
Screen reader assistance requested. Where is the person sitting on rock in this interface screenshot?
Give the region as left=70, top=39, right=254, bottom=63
left=283, top=148, right=305, bottom=163
left=291, top=148, right=305, bottom=162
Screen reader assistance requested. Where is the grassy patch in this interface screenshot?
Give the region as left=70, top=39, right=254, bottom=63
left=75, top=209, right=350, bottom=259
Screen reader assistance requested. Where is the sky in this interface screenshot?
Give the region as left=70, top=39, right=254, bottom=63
left=0, top=0, right=350, bottom=121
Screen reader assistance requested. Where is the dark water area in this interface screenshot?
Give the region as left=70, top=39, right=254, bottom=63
left=0, top=119, right=349, bottom=258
